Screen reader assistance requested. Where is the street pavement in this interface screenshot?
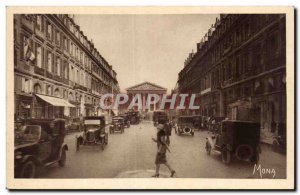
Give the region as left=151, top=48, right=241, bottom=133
left=38, top=121, right=286, bottom=178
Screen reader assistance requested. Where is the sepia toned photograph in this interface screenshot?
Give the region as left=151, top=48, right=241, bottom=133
left=6, top=6, right=294, bottom=190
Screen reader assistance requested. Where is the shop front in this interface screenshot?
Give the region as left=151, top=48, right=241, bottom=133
left=34, top=94, right=75, bottom=119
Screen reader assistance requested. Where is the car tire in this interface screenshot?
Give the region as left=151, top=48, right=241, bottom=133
left=221, top=148, right=231, bottom=164
left=20, top=160, right=36, bottom=178
left=205, top=141, right=211, bottom=155
left=59, top=148, right=67, bottom=167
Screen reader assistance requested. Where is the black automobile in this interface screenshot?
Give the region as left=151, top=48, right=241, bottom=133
left=153, top=110, right=168, bottom=126
left=14, top=119, right=68, bottom=178
left=175, top=116, right=194, bottom=136
left=127, top=111, right=140, bottom=125
left=205, top=120, right=261, bottom=164
left=109, top=116, right=125, bottom=134
left=76, top=116, right=108, bottom=151
left=119, top=113, right=130, bottom=128
left=192, top=115, right=203, bottom=130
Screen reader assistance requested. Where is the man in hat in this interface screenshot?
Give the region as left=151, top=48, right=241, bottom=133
left=151, top=124, right=176, bottom=178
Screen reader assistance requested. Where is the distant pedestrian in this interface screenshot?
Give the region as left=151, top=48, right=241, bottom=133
left=151, top=124, right=176, bottom=178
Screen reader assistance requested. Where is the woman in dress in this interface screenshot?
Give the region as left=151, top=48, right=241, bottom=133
left=152, top=124, right=176, bottom=178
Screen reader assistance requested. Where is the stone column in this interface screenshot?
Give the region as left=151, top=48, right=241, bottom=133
left=142, top=93, right=145, bottom=111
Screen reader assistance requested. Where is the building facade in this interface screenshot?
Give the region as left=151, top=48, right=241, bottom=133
left=178, top=14, right=286, bottom=141
left=14, top=14, right=119, bottom=120
left=125, top=82, right=167, bottom=112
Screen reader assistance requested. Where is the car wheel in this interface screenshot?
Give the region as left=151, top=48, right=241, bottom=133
left=205, top=141, right=211, bottom=155
left=20, top=160, right=36, bottom=178
left=59, top=148, right=67, bottom=167
left=221, top=148, right=231, bottom=164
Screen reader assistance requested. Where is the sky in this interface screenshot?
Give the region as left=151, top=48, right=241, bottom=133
left=75, top=14, right=219, bottom=93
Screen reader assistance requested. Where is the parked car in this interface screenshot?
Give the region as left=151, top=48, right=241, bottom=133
left=205, top=120, right=261, bottom=164
left=192, top=115, right=203, bottom=130
left=119, top=113, right=130, bottom=128
left=153, top=110, right=168, bottom=126
left=109, top=116, right=125, bottom=134
left=76, top=116, right=108, bottom=151
left=66, top=117, right=83, bottom=132
left=176, top=116, right=194, bottom=136
left=14, top=119, right=68, bottom=178
left=127, top=111, right=140, bottom=125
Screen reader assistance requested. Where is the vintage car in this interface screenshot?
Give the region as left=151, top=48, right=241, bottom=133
left=175, top=116, right=194, bottom=136
left=192, top=115, right=203, bottom=130
left=76, top=116, right=108, bottom=151
left=153, top=110, right=168, bottom=126
left=205, top=120, right=261, bottom=164
left=109, top=116, right=125, bottom=134
left=65, top=117, right=83, bottom=132
left=127, top=111, right=140, bottom=125
left=119, top=113, right=130, bottom=128
left=14, top=119, right=68, bottom=178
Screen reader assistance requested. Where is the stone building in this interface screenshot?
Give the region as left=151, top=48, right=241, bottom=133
left=178, top=14, right=286, bottom=141
left=125, top=82, right=167, bottom=112
left=14, top=14, right=119, bottom=119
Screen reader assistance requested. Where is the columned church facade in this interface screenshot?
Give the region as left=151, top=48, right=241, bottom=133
left=125, top=82, right=167, bottom=112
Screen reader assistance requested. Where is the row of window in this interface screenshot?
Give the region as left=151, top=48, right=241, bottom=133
left=22, top=36, right=92, bottom=89
left=24, top=14, right=114, bottom=78
left=181, top=15, right=283, bottom=80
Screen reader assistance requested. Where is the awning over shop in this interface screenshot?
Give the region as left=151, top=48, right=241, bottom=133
left=36, top=94, right=75, bottom=107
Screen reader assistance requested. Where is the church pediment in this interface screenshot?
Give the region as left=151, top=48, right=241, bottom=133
left=126, top=82, right=167, bottom=92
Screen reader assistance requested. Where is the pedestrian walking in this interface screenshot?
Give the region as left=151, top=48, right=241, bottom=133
left=151, top=124, right=176, bottom=178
